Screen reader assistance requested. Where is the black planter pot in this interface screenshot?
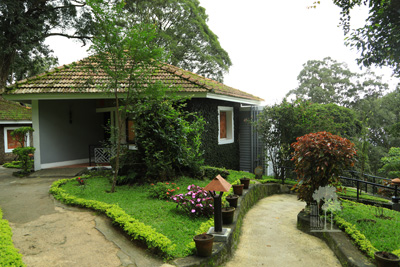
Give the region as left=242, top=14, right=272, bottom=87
left=232, top=184, right=244, bottom=196
left=226, top=194, right=239, bottom=208
left=193, top=234, right=214, bottom=257
left=375, top=252, right=400, bottom=267
left=222, top=207, right=235, bottom=224
left=240, top=178, right=250, bottom=189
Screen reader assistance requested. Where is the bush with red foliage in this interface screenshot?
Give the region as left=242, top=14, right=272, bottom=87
left=291, top=131, right=357, bottom=205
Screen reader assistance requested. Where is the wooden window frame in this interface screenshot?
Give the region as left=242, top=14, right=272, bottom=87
left=4, top=127, right=30, bottom=153
left=218, top=106, right=234, bottom=145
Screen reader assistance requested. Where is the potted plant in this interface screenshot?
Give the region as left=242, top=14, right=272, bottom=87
left=374, top=251, right=400, bottom=267
left=193, top=233, right=214, bottom=257
left=240, top=177, right=250, bottom=189
left=232, top=184, right=244, bottom=195
left=226, top=194, right=239, bottom=208
left=222, top=203, right=235, bottom=224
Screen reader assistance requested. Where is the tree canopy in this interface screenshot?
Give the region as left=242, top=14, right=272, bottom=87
left=0, top=0, right=231, bottom=89
left=333, top=0, right=400, bottom=75
left=286, top=57, right=388, bottom=107
left=124, top=0, right=232, bottom=82
left=0, top=0, right=93, bottom=88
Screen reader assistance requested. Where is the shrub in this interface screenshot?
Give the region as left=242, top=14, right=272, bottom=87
left=0, top=208, right=25, bottom=267
left=291, top=131, right=357, bottom=205
left=12, top=147, right=35, bottom=175
left=2, top=161, right=23, bottom=169
left=10, top=127, right=35, bottom=175
left=200, top=166, right=230, bottom=179
left=171, top=184, right=214, bottom=217
left=148, top=182, right=180, bottom=200
left=128, top=83, right=205, bottom=180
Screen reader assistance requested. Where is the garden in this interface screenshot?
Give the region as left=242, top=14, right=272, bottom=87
left=48, top=166, right=400, bottom=263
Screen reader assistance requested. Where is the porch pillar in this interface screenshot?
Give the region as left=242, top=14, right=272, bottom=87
left=32, top=100, right=41, bottom=171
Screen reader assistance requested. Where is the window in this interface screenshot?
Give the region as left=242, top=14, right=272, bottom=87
left=4, top=127, right=30, bottom=153
left=126, top=119, right=135, bottom=144
left=218, top=106, right=234, bottom=144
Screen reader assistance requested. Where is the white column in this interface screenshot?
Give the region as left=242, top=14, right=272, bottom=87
left=32, top=100, right=41, bottom=171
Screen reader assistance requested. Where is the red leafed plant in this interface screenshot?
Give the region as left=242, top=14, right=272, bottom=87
left=291, top=131, right=357, bottom=205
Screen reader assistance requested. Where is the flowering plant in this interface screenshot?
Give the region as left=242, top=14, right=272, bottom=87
left=76, top=177, right=85, bottom=185
left=170, top=184, right=213, bottom=217
left=148, top=182, right=180, bottom=200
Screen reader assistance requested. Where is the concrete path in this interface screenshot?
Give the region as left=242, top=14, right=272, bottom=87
left=223, top=194, right=342, bottom=267
left=0, top=167, right=170, bottom=267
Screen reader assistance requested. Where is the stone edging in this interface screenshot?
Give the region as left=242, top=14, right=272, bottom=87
left=297, top=211, right=375, bottom=267
left=173, top=183, right=293, bottom=267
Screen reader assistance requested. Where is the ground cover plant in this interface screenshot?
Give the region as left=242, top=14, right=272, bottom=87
left=337, top=187, right=390, bottom=204
left=333, top=200, right=400, bottom=259
left=57, top=171, right=239, bottom=258
left=0, top=207, right=25, bottom=267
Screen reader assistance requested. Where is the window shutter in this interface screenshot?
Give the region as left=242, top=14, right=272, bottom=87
left=220, top=111, right=227, bottom=138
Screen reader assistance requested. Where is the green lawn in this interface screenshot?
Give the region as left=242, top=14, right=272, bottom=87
left=60, top=172, right=247, bottom=258
left=334, top=200, right=400, bottom=257
left=337, top=187, right=390, bottom=203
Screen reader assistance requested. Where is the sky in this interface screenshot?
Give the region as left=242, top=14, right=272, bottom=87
left=45, top=0, right=399, bottom=105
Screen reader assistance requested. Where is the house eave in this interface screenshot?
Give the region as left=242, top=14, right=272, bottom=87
left=3, top=92, right=262, bottom=105
left=0, top=120, right=32, bottom=124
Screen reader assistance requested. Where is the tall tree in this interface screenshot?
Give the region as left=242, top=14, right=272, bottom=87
left=332, top=0, right=400, bottom=75
left=0, top=0, right=94, bottom=88
left=256, top=99, right=360, bottom=178
left=87, top=0, right=165, bottom=192
left=124, top=0, right=232, bottom=82
left=286, top=57, right=388, bottom=107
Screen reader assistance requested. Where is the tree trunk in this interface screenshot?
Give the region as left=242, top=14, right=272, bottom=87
left=111, top=90, right=121, bottom=193
left=0, top=52, right=15, bottom=90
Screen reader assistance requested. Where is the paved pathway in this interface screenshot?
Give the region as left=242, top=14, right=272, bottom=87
left=223, top=194, right=342, bottom=267
left=0, top=167, right=170, bottom=267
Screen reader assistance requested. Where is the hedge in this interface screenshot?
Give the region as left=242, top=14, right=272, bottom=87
left=0, top=208, right=25, bottom=267
left=50, top=178, right=176, bottom=259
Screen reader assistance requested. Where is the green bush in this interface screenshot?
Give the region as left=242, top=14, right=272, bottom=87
left=10, top=127, right=35, bottom=175
left=148, top=182, right=180, bottom=200
left=128, top=83, right=205, bottom=180
left=0, top=208, right=25, bottom=267
left=200, top=166, right=230, bottom=179
left=2, top=161, right=23, bottom=169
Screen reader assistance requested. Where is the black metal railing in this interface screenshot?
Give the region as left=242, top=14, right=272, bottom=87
left=278, top=166, right=399, bottom=203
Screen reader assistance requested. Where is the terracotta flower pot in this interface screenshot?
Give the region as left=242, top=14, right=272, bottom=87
left=193, top=234, right=214, bottom=257
left=226, top=194, right=239, bottom=208
left=374, top=251, right=400, bottom=267
left=240, top=177, right=250, bottom=189
left=232, top=184, right=244, bottom=196
left=222, top=207, right=235, bottom=224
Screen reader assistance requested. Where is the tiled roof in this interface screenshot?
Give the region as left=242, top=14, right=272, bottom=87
left=0, top=98, right=32, bottom=121
left=4, top=56, right=263, bottom=102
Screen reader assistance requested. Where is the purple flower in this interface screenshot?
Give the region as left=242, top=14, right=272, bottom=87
left=191, top=209, right=196, bottom=213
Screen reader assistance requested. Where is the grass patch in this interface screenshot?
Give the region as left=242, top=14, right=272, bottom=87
left=59, top=172, right=241, bottom=258
left=334, top=200, right=400, bottom=258
left=337, top=187, right=390, bottom=203
left=259, top=177, right=297, bottom=185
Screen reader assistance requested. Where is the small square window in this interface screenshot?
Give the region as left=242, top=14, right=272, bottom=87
left=4, top=127, right=30, bottom=153
left=218, top=106, right=234, bottom=145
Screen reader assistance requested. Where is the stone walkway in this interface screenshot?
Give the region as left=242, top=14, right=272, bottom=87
left=223, top=194, right=342, bottom=267
left=0, top=167, right=170, bottom=267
